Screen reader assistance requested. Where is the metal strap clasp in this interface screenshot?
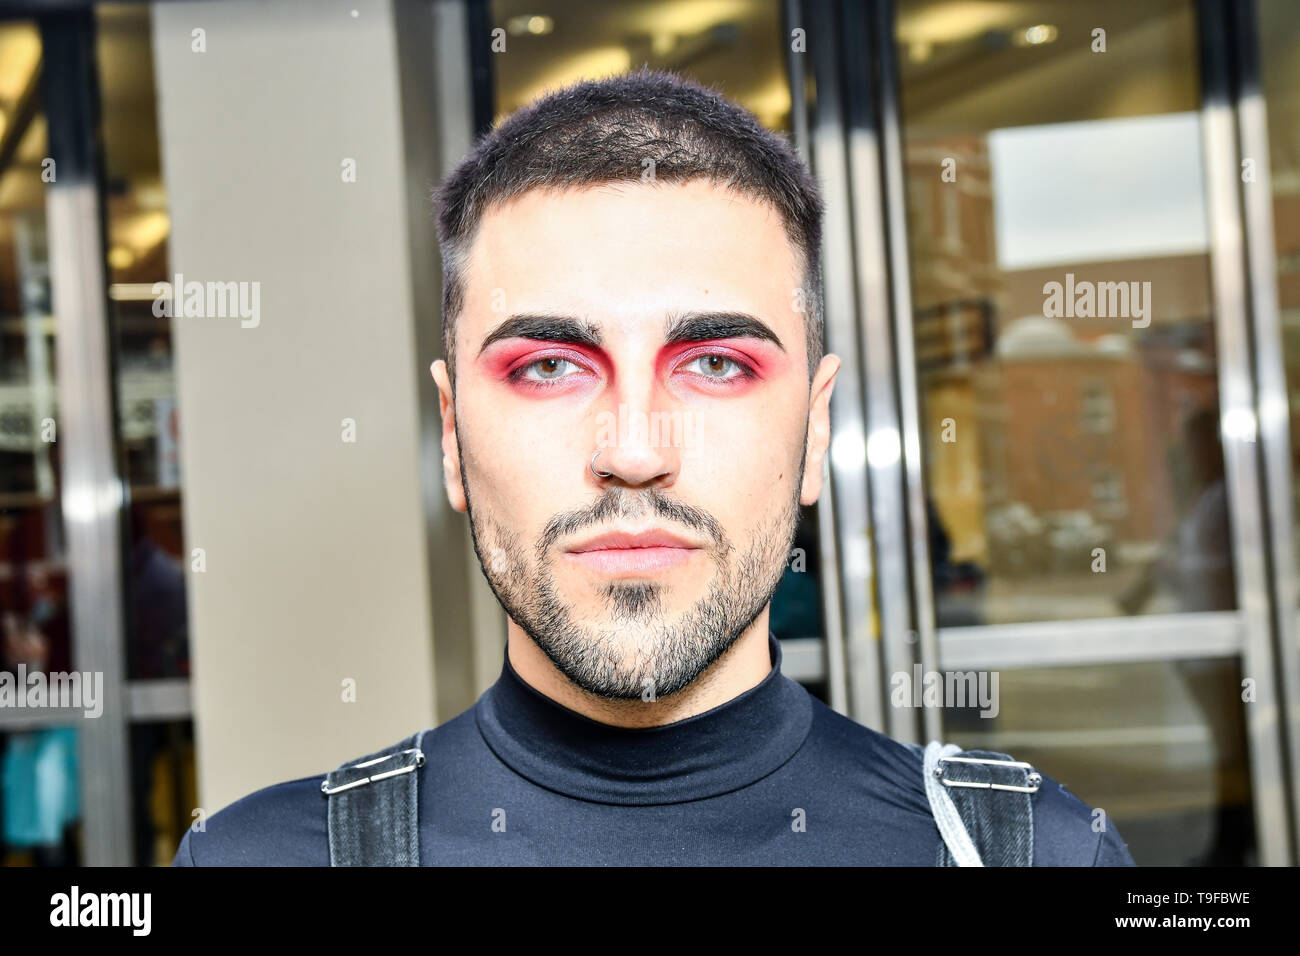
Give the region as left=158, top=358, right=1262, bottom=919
left=320, top=747, right=426, bottom=796
left=935, top=754, right=1042, bottom=793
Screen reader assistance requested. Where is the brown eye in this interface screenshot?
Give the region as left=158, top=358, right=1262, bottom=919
left=686, top=354, right=740, bottom=378
left=526, top=357, right=578, bottom=380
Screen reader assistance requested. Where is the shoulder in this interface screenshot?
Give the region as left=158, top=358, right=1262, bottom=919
left=173, top=714, right=477, bottom=866
left=173, top=772, right=325, bottom=866
left=800, top=692, right=934, bottom=814
left=801, top=692, right=1135, bottom=866
left=1030, top=774, right=1137, bottom=866
left=804, top=692, right=923, bottom=775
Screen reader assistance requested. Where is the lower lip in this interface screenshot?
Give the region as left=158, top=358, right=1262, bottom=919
left=566, top=547, right=698, bottom=575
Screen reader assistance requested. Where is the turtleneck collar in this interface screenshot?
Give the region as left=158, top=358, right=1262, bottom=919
left=474, top=634, right=813, bottom=805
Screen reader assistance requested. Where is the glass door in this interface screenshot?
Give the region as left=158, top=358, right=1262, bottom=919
left=802, top=0, right=1296, bottom=866
left=0, top=4, right=194, bottom=867
left=0, top=16, right=82, bottom=867
left=886, top=0, right=1291, bottom=867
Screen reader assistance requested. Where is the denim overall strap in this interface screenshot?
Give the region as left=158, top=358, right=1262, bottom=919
left=927, top=743, right=1041, bottom=867
left=920, top=741, right=984, bottom=866
left=321, top=729, right=430, bottom=866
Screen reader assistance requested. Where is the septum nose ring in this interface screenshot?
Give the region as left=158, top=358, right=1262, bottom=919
left=591, top=451, right=612, bottom=478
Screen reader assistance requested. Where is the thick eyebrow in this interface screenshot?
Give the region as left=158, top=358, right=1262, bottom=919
left=476, top=310, right=786, bottom=357
left=478, top=315, right=604, bottom=355
left=663, top=311, right=786, bottom=352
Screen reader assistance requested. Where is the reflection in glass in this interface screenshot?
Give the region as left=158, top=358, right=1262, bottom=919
left=897, top=0, right=1235, bottom=625
left=95, top=3, right=196, bottom=867
left=1257, top=0, right=1300, bottom=602
left=944, top=659, right=1255, bottom=866
left=129, top=719, right=195, bottom=866
left=0, top=20, right=79, bottom=866
left=97, top=5, right=190, bottom=681
left=490, top=0, right=791, bottom=131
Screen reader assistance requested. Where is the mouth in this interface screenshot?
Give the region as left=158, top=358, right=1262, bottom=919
left=563, top=529, right=702, bottom=576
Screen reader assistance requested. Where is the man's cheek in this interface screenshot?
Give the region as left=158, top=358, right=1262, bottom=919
left=474, top=447, right=546, bottom=515
left=690, top=415, right=792, bottom=483
left=460, top=425, right=528, bottom=510
left=479, top=434, right=574, bottom=517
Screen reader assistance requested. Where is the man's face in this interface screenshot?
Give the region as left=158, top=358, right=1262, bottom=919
left=432, top=179, right=838, bottom=700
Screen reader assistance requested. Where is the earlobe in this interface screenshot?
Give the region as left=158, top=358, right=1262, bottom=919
left=799, top=354, right=841, bottom=506
left=431, top=359, right=468, bottom=513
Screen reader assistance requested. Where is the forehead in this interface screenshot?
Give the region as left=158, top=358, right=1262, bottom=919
left=459, top=180, right=801, bottom=341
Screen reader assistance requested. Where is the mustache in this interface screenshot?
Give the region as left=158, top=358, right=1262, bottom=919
left=536, top=487, right=725, bottom=555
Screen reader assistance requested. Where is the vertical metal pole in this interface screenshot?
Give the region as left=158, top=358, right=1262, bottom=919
left=41, top=10, right=132, bottom=866
left=805, top=0, right=884, bottom=728
left=1228, top=0, right=1300, bottom=862
left=839, top=0, right=922, bottom=743
left=873, top=0, right=941, bottom=745
left=1197, top=0, right=1294, bottom=866
left=785, top=0, right=849, bottom=715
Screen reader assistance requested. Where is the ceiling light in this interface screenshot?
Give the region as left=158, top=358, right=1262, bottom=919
left=1014, top=23, right=1058, bottom=46
left=505, top=14, right=554, bottom=36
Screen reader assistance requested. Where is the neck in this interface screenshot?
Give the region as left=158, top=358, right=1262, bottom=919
left=505, top=609, right=774, bottom=729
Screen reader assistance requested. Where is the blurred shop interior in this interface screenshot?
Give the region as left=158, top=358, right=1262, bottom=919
left=0, top=0, right=1297, bottom=866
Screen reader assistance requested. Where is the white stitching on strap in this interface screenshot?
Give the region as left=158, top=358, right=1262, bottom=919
left=922, top=741, right=984, bottom=867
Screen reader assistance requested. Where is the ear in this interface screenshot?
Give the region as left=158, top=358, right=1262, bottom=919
left=431, top=359, right=468, bottom=513
left=799, top=354, right=841, bottom=506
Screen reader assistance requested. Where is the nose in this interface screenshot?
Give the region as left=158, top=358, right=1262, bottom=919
left=591, top=377, right=682, bottom=489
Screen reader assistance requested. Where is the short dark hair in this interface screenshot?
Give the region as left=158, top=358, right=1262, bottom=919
left=433, top=66, right=825, bottom=391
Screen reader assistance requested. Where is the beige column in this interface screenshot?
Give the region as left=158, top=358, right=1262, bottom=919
left=151, top=0, right=501, bottom=814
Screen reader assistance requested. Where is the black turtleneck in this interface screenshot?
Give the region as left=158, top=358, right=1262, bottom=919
left=476, top=634, right=813, bottom=805
left=174, top=635, right=1135, bottom=865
